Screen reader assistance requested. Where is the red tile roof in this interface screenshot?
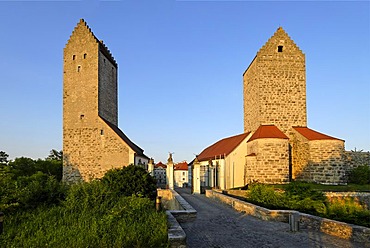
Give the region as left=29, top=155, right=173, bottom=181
left=293, top=127, right=343, bottom=141
left=155, top=162, right=167, bottom=169
left=248, top=125, right=288, bottom=142
left=197, top=132, right=250, bottom=162
left=174, top=162, right=188, bottom=171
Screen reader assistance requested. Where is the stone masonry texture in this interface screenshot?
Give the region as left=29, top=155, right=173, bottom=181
left=63, top=20, right=133, bottom=182
left=243, top=27, right=306, bottom=134
left=243, top=27, right=348, bottom=185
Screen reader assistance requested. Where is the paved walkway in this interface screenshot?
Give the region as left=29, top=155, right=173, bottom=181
left=176, top=188, right=367, bottom=248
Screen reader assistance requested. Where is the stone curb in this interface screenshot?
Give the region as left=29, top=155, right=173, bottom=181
left=166, top=211, right=187, bottom=248
left=158, top=189, right=198, bottom=248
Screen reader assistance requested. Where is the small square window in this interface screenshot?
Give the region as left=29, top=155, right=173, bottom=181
left=278, top=46, right=283, bottom=52
left=80, top=114, right=84, bottom=119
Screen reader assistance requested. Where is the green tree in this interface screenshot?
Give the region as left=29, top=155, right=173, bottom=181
left=102, top=164, right=157, bottom=199
left=348, top=165, right=370, bottom=185
left=47, top=149, right=63, bottom=161
left=0, top=150, right=9, bottom=164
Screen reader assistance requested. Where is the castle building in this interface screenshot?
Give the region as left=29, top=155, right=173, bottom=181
left=194, top=27, right=346, bottom=189
left=244, top=27, right=346, bottom=185
left=63, top=19, right=148, bottom=182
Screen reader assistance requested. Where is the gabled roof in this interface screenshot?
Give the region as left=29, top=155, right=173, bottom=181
left=258, top=27, right=303, bottom=56
left=101, top=117, right=148, bottom=159
left=197, top=132, right=250, bottom=162
left=175, top=162, right=188, bottom=171
left=293, top=127, right=343, bottom=141
left=67, top=19, right=117, bottom=67
left=248, top=125, right=288, bottom=142
left=155, top=162, right=167, bottom=169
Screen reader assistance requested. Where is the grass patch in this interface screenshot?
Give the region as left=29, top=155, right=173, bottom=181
left=0, top=194, right=168, bottom=247
left=0, top=165, right=169, bottom=247
left=242, top=182, right=370, bottom=227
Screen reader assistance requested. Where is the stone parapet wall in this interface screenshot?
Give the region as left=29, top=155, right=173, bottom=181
left=344, top=151, right=370, bottom=168
left=325, top=192, right=370, bottom=209
left=245, top=138, right=289, bottom=184
left=206, top=190, right=370, bottom=244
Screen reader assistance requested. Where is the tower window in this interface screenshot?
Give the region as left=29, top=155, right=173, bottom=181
left=100, top=130, right=104, bottom=135
left=80, top=114, right=84, bottom=119
left=72, top=55, right=76, bottom=60
left=84, top=53, right=87, bottom=59
left=278, top=46, right=283, bottom=52
left=77, top=66, right=81, bottom=72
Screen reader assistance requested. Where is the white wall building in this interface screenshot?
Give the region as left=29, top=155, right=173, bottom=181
left=174, top=162, right=189, bottom=187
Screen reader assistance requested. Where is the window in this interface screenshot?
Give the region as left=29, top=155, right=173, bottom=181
left=77, top=66, right=81, bottom=72
left=73, top=55, right=76, bottom=60
left=182, top=172, right=185, bottom=176
left=100, top=130, right=104, bottom=135
left=278, top=46, right=283, bottom=52
left=84, top=53, right=87, bottom=59
left=80, top=114, right=84, bottom=119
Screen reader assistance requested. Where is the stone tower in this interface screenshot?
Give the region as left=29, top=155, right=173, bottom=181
left=63, top=19, right=148, bottom=182
left=243, top=27, right=307, bottom=134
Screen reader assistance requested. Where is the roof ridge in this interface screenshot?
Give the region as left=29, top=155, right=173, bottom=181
left=66, top=19, right=117, bottom=67
left=100, top=116, right=147, bottom=157
left=258, top=26, right=303, bottom=55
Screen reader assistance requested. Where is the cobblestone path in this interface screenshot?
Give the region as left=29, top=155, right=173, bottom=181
left=176, top=188, right=367, bottom=248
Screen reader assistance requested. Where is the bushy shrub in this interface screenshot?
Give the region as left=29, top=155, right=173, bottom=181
left=0, top=172, right=68, bottom=213
left=247, top=183, right=286, bottom=209
left=326, top=197, right=370, bottom=227
left=348, top=165, right=370, bottom=185
left=101, top=164, right=157, bottom=199
left=64, top=180, right=112, bottom=212
left=284, top=181, right=325, bottom=201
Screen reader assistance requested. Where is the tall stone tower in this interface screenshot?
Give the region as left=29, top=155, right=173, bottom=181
left=63, top=19, right=148, bottom=182
left=243, top=27, right=307, bottom=134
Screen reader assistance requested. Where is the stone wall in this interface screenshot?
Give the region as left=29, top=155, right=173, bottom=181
left=63, top=118, right=131, bottom=182
left=325, top=192, right=370, bottom=210
left=243, top=27, right=307, bottom=134
left=98, top=50, right=118, bottom=125
left=307, top=140, right=346, bottom=184
left=243, top=56, right=259, bottom=133
left=290, top=128, right=347, bottom=184
left=344, top=150, right=370, bottom=168
left=63, top=20, right=133, bottom=182
left=245, top=138, right=289, bottom=184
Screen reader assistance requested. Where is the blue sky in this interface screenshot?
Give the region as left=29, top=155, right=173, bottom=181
left=0, top=0, right=369, bottom=163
